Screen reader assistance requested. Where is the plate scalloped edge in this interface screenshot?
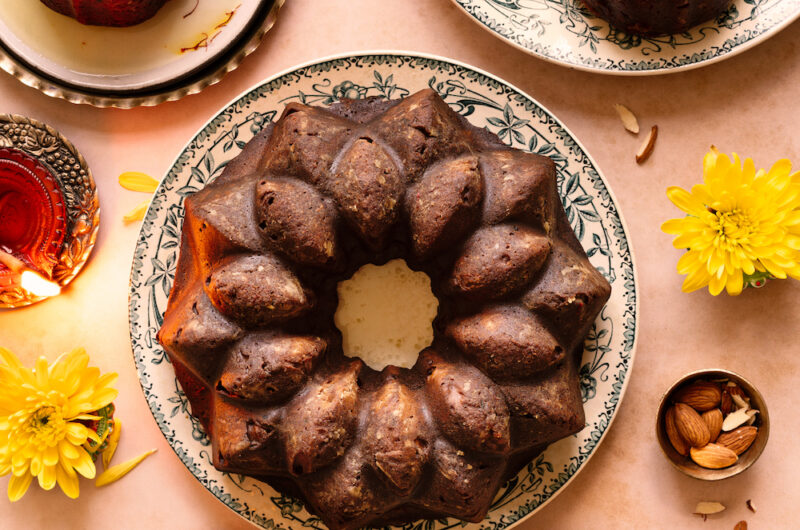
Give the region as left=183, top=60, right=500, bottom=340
left=451, top=0, right=800, bottom=75
left=128, top=50, right=639, bottom=530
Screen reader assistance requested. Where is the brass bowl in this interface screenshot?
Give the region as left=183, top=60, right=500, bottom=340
left=656, top=369, right=769, bottom=480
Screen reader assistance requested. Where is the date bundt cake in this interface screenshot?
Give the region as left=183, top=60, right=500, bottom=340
left=580, top=0, right=732, bottom=35
left=41, top=0, right=171, bottom=26
left=157, top=89, right=611, bottom=529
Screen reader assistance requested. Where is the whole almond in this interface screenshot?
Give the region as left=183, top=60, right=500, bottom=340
left=702, top=409, right=723, bottom=442
left=665, top=406, right=690, bottom=456
left=674, top=381, right=722, bottom=411
left=735, top=521, right=748, bottom=530
left=690, top=443, right=738, bottom=469
left=674, top=403, right=711, bottom=447
left=717, top=426, right=758, bottom=455
left=721, top=390, right=733, bottom=415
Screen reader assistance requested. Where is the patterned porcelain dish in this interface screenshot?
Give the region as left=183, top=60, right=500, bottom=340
left=0, top=0, right=284, bottom=108
left=451, top=0, right=800, bottom=75
left=128, top=52, right=639, bottom=529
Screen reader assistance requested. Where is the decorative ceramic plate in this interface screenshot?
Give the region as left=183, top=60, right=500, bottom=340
left=129, top=52, right=638, bottom=529
left=451, top=0, right=800, bottom=74
left=0, top=0, right=284, bottom=107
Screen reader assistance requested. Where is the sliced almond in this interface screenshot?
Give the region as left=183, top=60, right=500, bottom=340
left=746, top=499, right=756, bottom=513
left=635, top=125, right=658, bottom=164
left=745, top=409, right=759, bottom=426
left=727, top=383, right=746, bottom=396
left=731, top=393, right=749, bottom=410
left=722, top=407, right=753, bottom=431
left=614, top=103, right=640, bottom=134
left=690, top=444, right=738, bottom=469
left=694, top=501, right=726, bottom=515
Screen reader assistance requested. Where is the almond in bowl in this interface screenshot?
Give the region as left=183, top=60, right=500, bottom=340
left=656, top=370, right=769, bottom=480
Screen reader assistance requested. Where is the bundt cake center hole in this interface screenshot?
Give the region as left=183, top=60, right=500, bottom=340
left=334, top=259, right=438, bottom=371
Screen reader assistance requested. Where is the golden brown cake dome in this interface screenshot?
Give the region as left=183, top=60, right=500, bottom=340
left=581, top=0, right=733, bottom=35
left=157, top=89, right=611, bottom=529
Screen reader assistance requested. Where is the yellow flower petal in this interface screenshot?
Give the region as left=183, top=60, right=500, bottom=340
left=72, top=414, right=101, bottom=421
left=725, top=270, right=744, bottom=296
left=94, top=372, right=119, bottom=391
left=681, top=266, right=710, bottom=293
left=11, top=454, right=29, bottom=476
left=29, top=453, right=42, bottom=476
left=66, top=423, right=89, bottom=446
left=123, top=200, right=151, bottom=223
left=666, top=186, right=708, bottom=217
left=37, top=465, right=57, bottom=491
left=676, top=251, right=701, bottom=275
left=118, top=172, right=159, bottom=193
left=43, top=446, right=59, bottom=467
left=85, top=388, right=119, bottom=412
left=56, top=463, right=79, bottom=499
left=766, top=159, right=792, bottom=181
left=34, top=356, right=50, bottom=389
left=59, top=439, right=80, bottom=461
left=703, top=147, right=719, bottom=175
left=708, top=272, right=726, bottom=296
left=7, top=472, right=32, bottom=502
left=661, top=218, right=701, bottom=235
left=95, top=449, right=156, bottom=487
left=103, top=419, right=122, bottom=470
left=71, top=448, right=96, bottom=479
left=0, top=347, right=24, bottom=374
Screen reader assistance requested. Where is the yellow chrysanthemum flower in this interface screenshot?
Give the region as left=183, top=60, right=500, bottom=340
left=0, top=347, right=118, bottom=501
left=662, top=147, right=800, bottom=295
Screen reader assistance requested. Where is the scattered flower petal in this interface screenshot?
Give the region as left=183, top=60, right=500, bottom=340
left=103, top=419, right=122, bottom=470
left=123, top=200, right=151, bottom=223
left=118, top=172, right=159, bottom=193
left=95, top=449, right=156, bottom=487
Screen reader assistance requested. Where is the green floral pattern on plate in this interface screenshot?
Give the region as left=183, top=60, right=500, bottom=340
left=452, top=0, right=800, bottom=74
left=128, top=53, right=638, bottom=529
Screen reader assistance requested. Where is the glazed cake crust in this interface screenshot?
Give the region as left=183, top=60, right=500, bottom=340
left=581, top=0, right=733, bottom=36
left=157, top=90, right=611, bottom=530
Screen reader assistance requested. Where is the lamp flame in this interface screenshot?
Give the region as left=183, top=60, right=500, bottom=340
left=20, top=270, right=62, bottom=297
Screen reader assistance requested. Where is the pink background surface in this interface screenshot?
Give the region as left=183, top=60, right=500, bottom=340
left=1, top=0, right=800, bottom=528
